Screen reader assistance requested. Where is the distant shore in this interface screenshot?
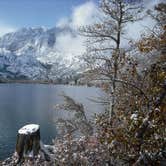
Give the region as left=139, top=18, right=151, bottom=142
left=0, top=79, right=57, bottom=85
left=0, top=79, right=93, bottom=87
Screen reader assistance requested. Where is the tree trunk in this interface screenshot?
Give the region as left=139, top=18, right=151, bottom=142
left=16, top=124, right=40, bottom=163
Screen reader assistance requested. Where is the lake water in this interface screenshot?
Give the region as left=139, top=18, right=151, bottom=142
left=0, top=84, right=105, bottom=160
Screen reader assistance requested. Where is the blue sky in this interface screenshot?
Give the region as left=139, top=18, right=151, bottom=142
left=0, top=0, right=98, bottom=36
left=0, top=0, right=97, bottom=28
left=0, top=0, right=161, bottom=37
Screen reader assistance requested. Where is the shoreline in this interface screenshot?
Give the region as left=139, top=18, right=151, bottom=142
left=0, top=79, right=57, bottom=85
left=0, top=79, right=95, bottom=87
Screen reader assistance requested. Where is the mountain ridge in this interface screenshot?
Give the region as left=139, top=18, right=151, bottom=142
left=0, top=26, right=79, bottom=82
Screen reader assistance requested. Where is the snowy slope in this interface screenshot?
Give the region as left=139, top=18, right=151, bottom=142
left=0, top=26, right=79, bottom=81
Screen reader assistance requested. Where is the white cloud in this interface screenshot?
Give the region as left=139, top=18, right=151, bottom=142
left=56, top=1, right=97, bottom=62
left=56, top=17, right=70, bottom=28
left=71, top=1, right=97, bottom=28
left=56, top=33, right=85, bottom=55
left=0, top=23, right=16, bottom=37
left=121, top=0, right=162, bottom=47
left=56, top=0, right=163, bottom=57
left=143, top=0, right=165, bottom=9
left=57, top=1, right=98, bottom=28
left=125, top=17, right=155, bottom=42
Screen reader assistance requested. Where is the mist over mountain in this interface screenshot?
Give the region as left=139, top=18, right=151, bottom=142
left=0, top=26, right=81, bottom=81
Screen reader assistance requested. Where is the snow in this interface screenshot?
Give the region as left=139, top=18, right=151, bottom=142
left=130, top=113, right=138, bottom=121
left=0, top=26, right=79, bottom=80
left=18, top=124, right=40, bottom=135
left=27, top=151, right=34, bottom=158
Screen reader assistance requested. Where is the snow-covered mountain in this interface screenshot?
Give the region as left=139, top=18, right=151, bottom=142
left=0, top=26, right=80, bottom=81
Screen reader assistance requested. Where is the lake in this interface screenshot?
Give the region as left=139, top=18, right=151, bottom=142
left=0, top=84, right=105, bottom=160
